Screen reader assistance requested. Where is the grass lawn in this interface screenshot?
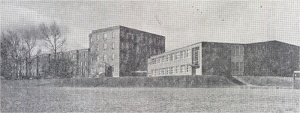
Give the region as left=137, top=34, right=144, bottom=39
left=1, top=80, right=299, bottom=112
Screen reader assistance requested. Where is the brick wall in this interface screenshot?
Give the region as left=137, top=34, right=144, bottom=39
left=202, top=42, right=232, bottom=76
left=244, top=41, right=300, bottom=76
left=89, top=26, right=120, bottom=77
left=119, top=26, right=165, bottom=77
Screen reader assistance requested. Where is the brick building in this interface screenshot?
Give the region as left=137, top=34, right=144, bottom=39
left=24, top=25, right=300, bottom=78
left=89, top=26, right=165, bottom=77
left=148, top=40, right=300, bottom=77
left=22, top=25, right=165, bottom=78
left=244, top=41, right=299, bottom=76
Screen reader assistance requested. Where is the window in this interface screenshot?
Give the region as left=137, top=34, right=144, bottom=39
left=182, top=51, right=186, bottom=58
left=103, top=54, right=107, bottom=61
left=240, top=46, right=244, bottom=55
left=156, top=69, right=161, bottom=75
left=152, top=59, right=155, bottom=64
left=104, top=44, right=107, bottom=50
left=235, top=62, right=239, bottom=72
left=173, top=53, right=177, bottom=60
left=112, top=42, right=115, bottom=49
left=232, top=61, right=244, bottom=75
left=180, top=65, right=184, bottom=73
left=186, top=50, right=189, bottom=57
left=240, top=62, right=244, bottom=73
left=236, top=46, right=239, bottom=56
left=232, top=62, right=236, bottom=74
left=186, top=65, right=189, bottom=72
left=112, top=54, right=115, bottom=60
left=169, top=67, right=173, bottom=74
left=176, top=52, right=180, bottom=59
left=103, top=33, right=107, bottom=40
left=151, top=70, right=154, bottom=76
left=166, top=68, right=169, bottom=75
left=170, top=54, right=173, bottom=61
left=97, top=34, right=100, bottom=40
left=112, top=32, right=114, bottom=38
left=192, top=47, right=199, bottom=64
left=175, top=66, right=179, bottom=73
left=166, top=55, right=170, bottom=62
left=233, top=45, right=243, bottom=56
left=161, top=69, right=165, bottom=75
left=162, top=56, right=165, bottom=62
left=180, top=51, right=183, bottom=58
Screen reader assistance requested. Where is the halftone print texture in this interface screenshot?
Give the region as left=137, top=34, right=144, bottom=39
left=1, top=1, right=299, bottom=112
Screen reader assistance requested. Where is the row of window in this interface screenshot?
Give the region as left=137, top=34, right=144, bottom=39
left=70, top=53, right=88, bottom=59
left=103, top=43, right=115, bottom=50
left=151, top=50, right=190, bottom=65
left=94, top=54, right=115, bottom=62
left=92, top=32, right=116, bottom=42
left=94, top=43, right=115, bottom=52
left=149, top=64, right=191, bottom=76
left=232, top=62, right=244, bottom=75
left=232, top=45, right=244, bottom=56
left=80, top=61, right=88, bottom=67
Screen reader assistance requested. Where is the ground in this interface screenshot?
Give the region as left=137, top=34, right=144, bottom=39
left=1, top=80, right=299, bottom=112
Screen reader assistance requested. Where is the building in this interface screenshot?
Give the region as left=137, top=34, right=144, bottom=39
left=22, top=49, right=89, bottom=78
left=148, top=40, right=300, bottom=77
left=62, top=49, right=89, bottom=78
left=244, top=41, right=299, bottom=76
left=148, top=42, right=201, bottom=76
left=89, top=26, right=165, bottom=77
left=20, top=25, right=165, bottom=78
left=22, top=25, right=300, bottom=79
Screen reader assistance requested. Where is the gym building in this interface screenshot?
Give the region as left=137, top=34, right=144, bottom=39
left=148, top=40, right=300, bottom=77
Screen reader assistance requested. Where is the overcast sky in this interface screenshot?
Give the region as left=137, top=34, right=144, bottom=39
left=1, top=1, right=299, bottom=52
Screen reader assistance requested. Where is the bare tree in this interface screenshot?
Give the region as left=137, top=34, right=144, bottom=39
left=39, top=22, right=66, bottom=76
left=21, top=26, right=41, bottom=77
left=1, top=30, right=26, bottom=79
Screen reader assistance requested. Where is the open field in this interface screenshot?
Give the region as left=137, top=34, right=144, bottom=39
left=1, top=80, right=299, bottom=112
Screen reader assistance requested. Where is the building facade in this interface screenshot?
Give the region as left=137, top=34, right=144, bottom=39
left=148, top=41, right=300, bottom=77
left=23, top=49, right=89, bottom=78
left=244, top=41, right=300, bottom=76
left=148, top=42, right=202, bottom=76
left=20, top=25, right=165, bottom=78
left=21, top=25, right=300, bottom=79
left=89, top=26, right=165, bottom=77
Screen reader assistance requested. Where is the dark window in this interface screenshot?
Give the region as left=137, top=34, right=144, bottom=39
left=192, top=47, right=199, bottom=65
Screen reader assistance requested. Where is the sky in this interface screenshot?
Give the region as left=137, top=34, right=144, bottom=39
left=1, top=1, right=300, bottom=52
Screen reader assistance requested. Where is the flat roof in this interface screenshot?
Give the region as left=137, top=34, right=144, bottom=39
left=90, top=25, right=165, bottom=38
left=247, top=40, right=299, bottom=47
left=149, top=40, right=298, bottom=59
